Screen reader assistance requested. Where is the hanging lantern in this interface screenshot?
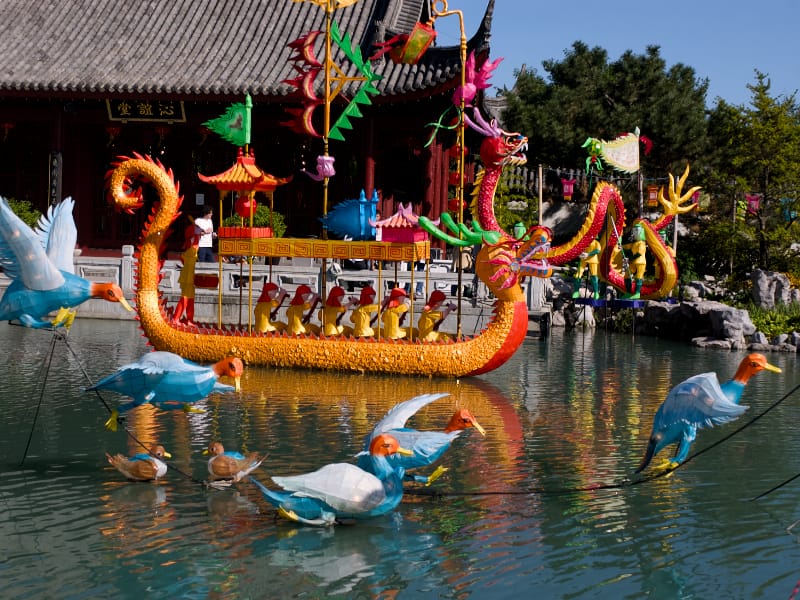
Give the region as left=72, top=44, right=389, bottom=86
left=561, top=178, right=576, bottom=201
left=448, top=197, right=466, bottom=213
left=745, top=193, right=761, bottom=215
left=448, top=171, right=467, bottom=187
left=371, top=22, right=437, bottom=65
left=235, top=193, right=258, bottom=219
left=647, top=185, right=659, bottom=208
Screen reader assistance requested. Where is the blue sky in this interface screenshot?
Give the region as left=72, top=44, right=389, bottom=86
left=434, top=0, right=799, bottom=107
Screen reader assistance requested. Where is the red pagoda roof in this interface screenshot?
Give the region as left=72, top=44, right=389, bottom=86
left=198, top=148, right=292, bottom=192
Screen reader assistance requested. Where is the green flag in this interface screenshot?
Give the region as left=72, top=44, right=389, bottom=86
left=204, top=94, right=252, bottom=147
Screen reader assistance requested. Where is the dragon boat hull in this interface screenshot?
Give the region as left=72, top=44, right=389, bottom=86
left=107, top=156, right=530, bottom=378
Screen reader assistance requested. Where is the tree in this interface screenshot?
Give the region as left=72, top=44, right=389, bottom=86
left=501, top=43, right=709, bottom=178
left=705, top=72, right=800, bottom=272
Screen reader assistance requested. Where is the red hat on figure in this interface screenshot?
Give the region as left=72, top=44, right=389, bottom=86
left=386, top=287, right=408, bottom=308
left=325, top=286, right=346, bottom=307
left=257, top=282, right=279, bottom=302
left=358, top=286, right=376, bottom=305
left=290, top=284, right=313, bottom=305
left=424, top=289, right=447, bottom=311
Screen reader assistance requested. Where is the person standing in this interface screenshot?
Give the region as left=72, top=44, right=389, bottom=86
left=195, top=207, right=216, bottom=263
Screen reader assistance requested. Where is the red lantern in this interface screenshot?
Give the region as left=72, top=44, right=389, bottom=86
left=448, top=198, right=466, bottom=212
left=745, top=193, right=761, bottom=215
left=235, top=194, right=258, bottom=219
left=448, top=171, right=467, bottom=187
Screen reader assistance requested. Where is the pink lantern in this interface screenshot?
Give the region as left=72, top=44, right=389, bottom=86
left=745, top=193, right=761, bottom=215
left=561, top=178, right=576, bottom=201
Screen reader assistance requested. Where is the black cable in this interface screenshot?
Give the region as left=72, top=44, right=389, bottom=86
left=19, top=330, right=61, bottom=466
left=408, top=380, right=800, bottom=499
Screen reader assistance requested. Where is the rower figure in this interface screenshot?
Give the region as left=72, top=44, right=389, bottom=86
left=319, top=286, right=357, bottom=336
left=350, top=286, right=379, bottom=337
left=254, top=282, right=289, bottom=333
left=286, top=284, right=320, bottom=335
left=416, top=290, right=456, bottom=342
left=380, top=287, right=409, bottom=340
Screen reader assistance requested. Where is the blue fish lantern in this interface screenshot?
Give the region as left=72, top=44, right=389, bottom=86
left=320, top=189, right=379, bottom=240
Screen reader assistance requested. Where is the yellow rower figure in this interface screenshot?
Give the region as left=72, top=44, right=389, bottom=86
left=380, top=287, right=409, bottom=340
left=416, top=290, right=456, bottom=342
left=254, top=282, right=289, bottom=333
left=350, top=286, right=379, bottom=337
left=286, top=284, right=320, bottom=335
left=319, top=286, right=356, bottom=336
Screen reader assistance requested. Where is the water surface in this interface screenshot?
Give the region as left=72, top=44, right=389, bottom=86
left=1, top=320, right=799, bottom=599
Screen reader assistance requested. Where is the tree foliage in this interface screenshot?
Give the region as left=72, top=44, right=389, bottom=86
left=502, top=43, right=708, bottom=176
left=704, top=72, right=800, bottom=271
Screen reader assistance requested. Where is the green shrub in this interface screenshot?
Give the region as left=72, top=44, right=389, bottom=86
left=223, top=205, right=287, bottom=238
left=746, top=302, right=800, bottom=338
left=6, top=198, right=42, bottom=229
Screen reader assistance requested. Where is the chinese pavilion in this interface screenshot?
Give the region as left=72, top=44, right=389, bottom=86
left=0, top=0, right=495, bottom=253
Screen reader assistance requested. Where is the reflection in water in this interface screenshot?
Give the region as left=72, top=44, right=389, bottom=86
left=2, top=321, right=800, bottom=598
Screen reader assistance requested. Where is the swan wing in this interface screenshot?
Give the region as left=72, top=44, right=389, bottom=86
left=37, top=197, right=77, bottom=274
left=0, top=196, right=64, bottom=290
left=273, top=463, right=386, bottom=513
left=369, top=393, right=450, bottom=440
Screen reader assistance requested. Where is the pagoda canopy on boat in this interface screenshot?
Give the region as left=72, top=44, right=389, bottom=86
left=198, top=147, right=292, bottom=192
left=375, top=203, right=434, bottom=244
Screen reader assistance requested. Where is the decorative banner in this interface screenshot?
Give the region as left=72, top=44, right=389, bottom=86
left=561, top=178, right=576, bottom=201
left=745, top=193, right=761, bottom=215
left=781, top=197, right=797, bottom=223
left=281, top=31, right=324, bottom=137
left=281, top=21, right=381, bottom=142
left=328, top=21, right=381, bottom=141
left=203, top=94, right=252, bottom=147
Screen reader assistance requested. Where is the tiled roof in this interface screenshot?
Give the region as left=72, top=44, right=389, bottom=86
left=0, top=0, right=493, bottom=101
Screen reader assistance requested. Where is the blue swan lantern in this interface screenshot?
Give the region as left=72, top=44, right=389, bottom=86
left=637, top=353, right=781, bottom=472
left=0, top=196, right=132, bottom=328
left=250, top=433, right=412, bottom=526
left=87, top=351, right=243, bottom=431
